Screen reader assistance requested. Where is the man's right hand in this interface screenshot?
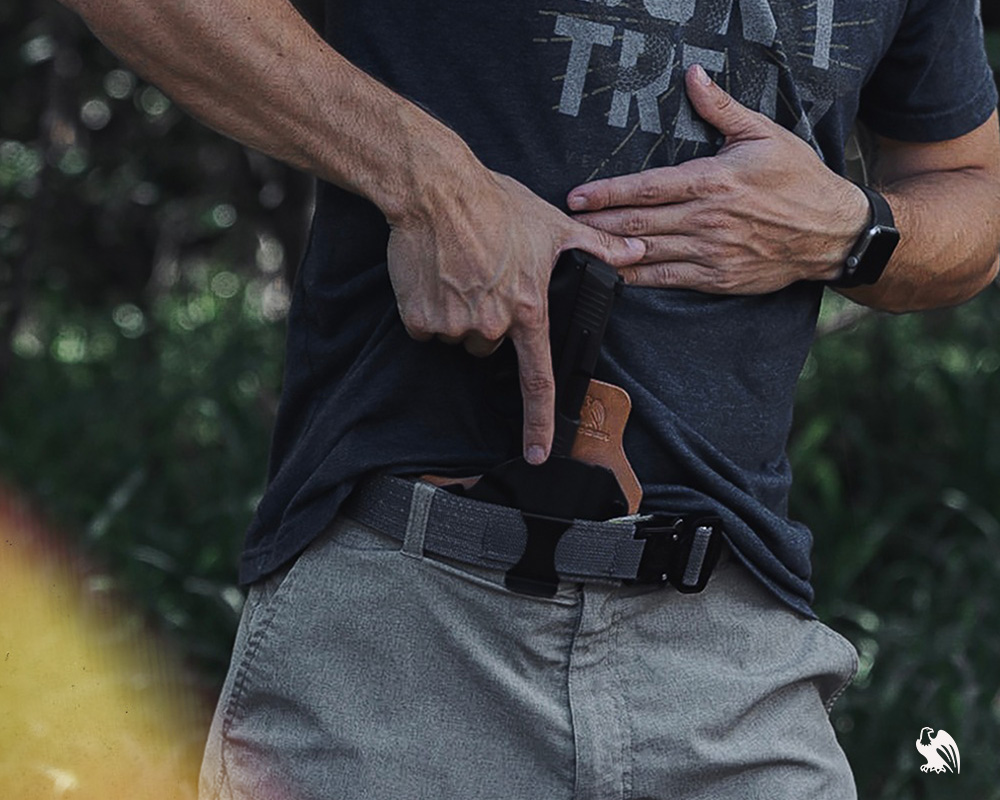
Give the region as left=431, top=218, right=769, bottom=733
left=56, top=0, right=644, bottom=465
left=386, top=167, right=644, bottom=466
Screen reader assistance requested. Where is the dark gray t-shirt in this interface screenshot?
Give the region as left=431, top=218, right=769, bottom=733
left=240, top=0, right=997, bottom=614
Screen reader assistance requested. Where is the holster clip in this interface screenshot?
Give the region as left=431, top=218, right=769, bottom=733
left=504, top=512, right=572, bottom=599
left=632, top=515, right=724, bottom=593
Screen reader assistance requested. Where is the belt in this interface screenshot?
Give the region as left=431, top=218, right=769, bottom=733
left=343, top=475, right=724, bottom=597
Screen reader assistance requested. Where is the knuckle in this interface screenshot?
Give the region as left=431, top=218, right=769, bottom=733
left=399, top=307, right=429, bottom=336
left=636, top=263, right=674, bottom=286
left=652, top=264, right=677, bottom=285
left=441, top=325, right=467, bottom=340
left=702, top=238, right=730, bottom=261
left=590, top=227, right=615, bottom=249
left=522, top=417, right=551, bottom=439
left=699, top=209, right=730, bottom=232
left=688, top=166, right=709, bottom=194
left=622, top=212, right=648, bottom=237
left=515, top=299, right=547, bottom=331
left=637, top=180, right=661, bottom=204
left=693, top=168, right=728, bottom=198
left=435, top=316, right=467, bottom=339
left=716, top=91, right=735, bottom=113
left=521, top=369, right=555, bottom=393
left=477, top=319, right=507, bottom=342
left=716, top=273, right=742, bottom=293
left=694, top=262, right=735, bottom=292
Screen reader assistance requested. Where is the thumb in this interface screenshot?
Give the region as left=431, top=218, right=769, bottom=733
left=566, top=223, right=646, bottom=268
left=685, top=63, right=767, bottom=141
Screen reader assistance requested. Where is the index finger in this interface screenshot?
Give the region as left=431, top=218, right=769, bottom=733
left=510, top=321, right=556, bottom=465
left=567, top=164, right=702, bottom=212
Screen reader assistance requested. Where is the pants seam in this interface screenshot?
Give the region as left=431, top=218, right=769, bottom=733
left=568, top=590, right=585, bottom=799
left=214, top=577, right=295, bottom=796
left=610, top=590, right=635, bottom=800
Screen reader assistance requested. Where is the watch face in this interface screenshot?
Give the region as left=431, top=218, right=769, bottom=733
left=840, top=224, right=900, bottom=286
left=865, top=225, right=901, bottom=278
left=836, top=185, right=900, bottom=287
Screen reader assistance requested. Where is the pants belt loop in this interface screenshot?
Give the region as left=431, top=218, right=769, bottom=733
left=401, top=480, right=436, bottom=558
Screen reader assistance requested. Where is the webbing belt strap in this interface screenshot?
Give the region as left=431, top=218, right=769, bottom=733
left=343, top=475, right=724, bottom=593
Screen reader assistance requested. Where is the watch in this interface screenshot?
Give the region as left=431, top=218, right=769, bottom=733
left=832, top=184, right=900, bottom=288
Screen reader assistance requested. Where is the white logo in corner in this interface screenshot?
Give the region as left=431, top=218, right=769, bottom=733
left=916, top=727, right=960, bottom=774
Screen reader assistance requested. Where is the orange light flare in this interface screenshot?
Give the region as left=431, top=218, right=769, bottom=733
left=0, top=485, right=210, bottom=799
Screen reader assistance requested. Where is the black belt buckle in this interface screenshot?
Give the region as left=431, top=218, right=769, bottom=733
left=632, top=514, right=724, bottom=593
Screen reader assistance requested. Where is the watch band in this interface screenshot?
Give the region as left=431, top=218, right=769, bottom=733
left=832, top=183, right=900, bottom=288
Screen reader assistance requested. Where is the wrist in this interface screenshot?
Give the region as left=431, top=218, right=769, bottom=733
left=300, top=57, right=484, bottom=226
left=828, top=183, right=900, bottom=287
left=817, top=180, right=871, bottom=281
left=378, top=104, right=486, bottom=227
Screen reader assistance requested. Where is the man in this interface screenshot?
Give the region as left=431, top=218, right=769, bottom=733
left=61, top=0, right=999, bottom=797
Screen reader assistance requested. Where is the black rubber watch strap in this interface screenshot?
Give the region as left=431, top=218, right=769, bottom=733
left=831, top=184, right=900, bottom=288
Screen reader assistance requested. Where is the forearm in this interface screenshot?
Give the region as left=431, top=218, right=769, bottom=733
left=62, top=0, right=647, bottom=464
left=839, top=114, right=1000, bottom=312
left=60, top=0, right=480, bottom=222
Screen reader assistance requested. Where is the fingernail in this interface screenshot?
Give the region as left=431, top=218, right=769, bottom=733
left=693, top=64, right=712, bottom=86
left=526, top=445, right=547, bottom=465
left=626, top=237, right=645, bottom=254
left=568, top=193, right=587, bottom=211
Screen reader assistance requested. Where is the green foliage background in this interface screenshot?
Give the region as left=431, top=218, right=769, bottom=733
left=2, top=2, right=999, bottom=797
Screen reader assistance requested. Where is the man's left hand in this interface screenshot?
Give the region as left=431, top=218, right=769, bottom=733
left=567, top=64, right=867, bottom=295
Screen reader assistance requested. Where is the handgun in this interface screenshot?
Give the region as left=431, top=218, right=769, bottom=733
left=464, top=250, right=641, bottom=521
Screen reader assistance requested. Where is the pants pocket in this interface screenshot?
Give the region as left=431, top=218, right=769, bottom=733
left=811, top=620, right=860, bottom=711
